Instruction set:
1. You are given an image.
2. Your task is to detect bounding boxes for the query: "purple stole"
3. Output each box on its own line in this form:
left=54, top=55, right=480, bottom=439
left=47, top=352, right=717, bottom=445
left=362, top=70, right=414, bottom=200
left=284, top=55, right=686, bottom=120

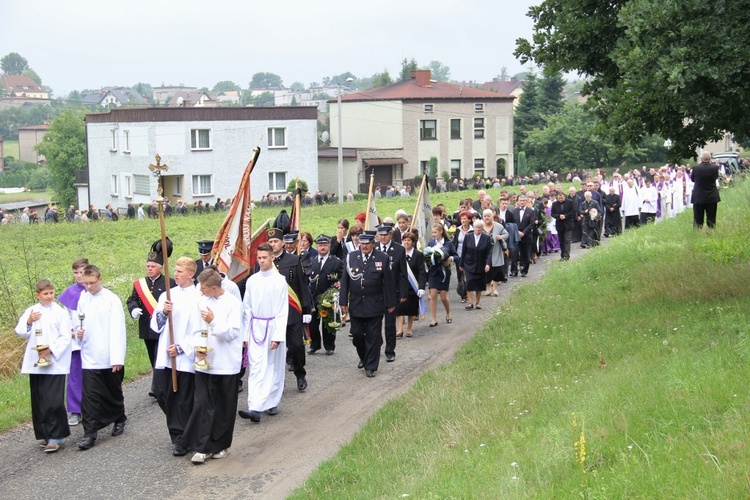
left=58, top=282, right=85, bottom=310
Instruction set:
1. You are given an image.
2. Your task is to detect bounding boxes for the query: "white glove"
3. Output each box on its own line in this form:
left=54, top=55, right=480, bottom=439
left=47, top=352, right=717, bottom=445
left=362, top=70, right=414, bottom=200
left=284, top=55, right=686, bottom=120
left=302, top=314, right=312, bottom=324
left=131, top=307, right=143, bottom=319
left=417, top=289, right=425, bottom=298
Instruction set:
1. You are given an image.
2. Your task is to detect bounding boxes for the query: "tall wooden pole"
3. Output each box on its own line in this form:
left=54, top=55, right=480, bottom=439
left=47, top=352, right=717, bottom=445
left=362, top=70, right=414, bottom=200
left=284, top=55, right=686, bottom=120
left=149, top=154, right=178, bottom=392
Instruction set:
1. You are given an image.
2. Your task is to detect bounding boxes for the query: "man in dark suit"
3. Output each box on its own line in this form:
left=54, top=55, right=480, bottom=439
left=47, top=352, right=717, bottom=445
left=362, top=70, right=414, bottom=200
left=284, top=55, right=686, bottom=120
left=551, top=191, right=576, bottom=261
left=264, top=228, right=312, bottom=391
left=691, top=151, right=721, bottom=229
left=126, top=240, right=175, bottom=397
left=515, top=195, right=538, bottom=277
left=376, top=225, right=408, bottom=362
left=308, top=234, right=344, bottom=355
left=340, top=230, right=396, bottom=378
left=193, top=240, right=214, bottom=284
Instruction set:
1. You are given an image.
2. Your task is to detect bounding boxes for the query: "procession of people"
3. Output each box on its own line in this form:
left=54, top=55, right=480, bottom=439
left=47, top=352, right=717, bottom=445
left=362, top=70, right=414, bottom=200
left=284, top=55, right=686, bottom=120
left=11, top=158, right=727, bottom=462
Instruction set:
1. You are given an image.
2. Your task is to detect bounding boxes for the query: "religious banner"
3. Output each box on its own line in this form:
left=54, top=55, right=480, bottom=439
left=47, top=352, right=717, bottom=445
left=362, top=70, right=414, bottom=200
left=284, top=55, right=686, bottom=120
left=213, top=148, right=260, bottom=283
left=411, top=175, right=432, bottom=250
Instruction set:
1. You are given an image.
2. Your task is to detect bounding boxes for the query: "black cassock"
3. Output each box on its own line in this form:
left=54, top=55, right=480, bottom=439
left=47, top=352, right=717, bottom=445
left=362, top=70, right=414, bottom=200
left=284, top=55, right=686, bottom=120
left=30, top=374, right=70, bottom=441
left=182, top=372, right=239, bottom=454
left=82, top=369, right=126, bottom=436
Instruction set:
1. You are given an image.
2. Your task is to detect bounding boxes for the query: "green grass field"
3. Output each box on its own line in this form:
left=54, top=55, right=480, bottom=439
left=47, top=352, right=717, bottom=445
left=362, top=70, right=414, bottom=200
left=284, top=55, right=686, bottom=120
left=290, top=182, right=750, bottom=498
left=2, top=140, right=19, bottom=160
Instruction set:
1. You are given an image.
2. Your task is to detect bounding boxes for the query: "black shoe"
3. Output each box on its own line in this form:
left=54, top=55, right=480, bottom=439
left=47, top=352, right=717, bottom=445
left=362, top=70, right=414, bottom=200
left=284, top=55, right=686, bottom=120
left=520, top=273, right=527, bottom=277
left=325, top=350, right=334, bottom=355
left=297, top=377, right=308, bottom=391
left=307, top=348, right=319, bottom=355
left=265, top=406, right=279, bottom=416
left=237, top=379, right=244, bottom=393
left=510, top=272, right=518, bottom=277
left=148, top=391, right=156, bottom=398
left=365, top=369, right=375, bottom=378
left=357, top=360, right=364, bottom=369
left=386, top=354, right=395, bottom=362
left=111, top=422, right=125, bottom=437
left=78, top=436, right=96, bottom=450
left=238, top=410, right=261, bottom=422
left=287, top=363, right=294, bottom=372
left=173, top=442, right=188, bottom=457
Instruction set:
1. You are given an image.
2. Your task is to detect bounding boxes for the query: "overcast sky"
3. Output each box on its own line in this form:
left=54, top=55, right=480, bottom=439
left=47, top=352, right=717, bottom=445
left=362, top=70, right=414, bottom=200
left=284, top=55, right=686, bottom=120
left=1, top=0, right=539, bottom=97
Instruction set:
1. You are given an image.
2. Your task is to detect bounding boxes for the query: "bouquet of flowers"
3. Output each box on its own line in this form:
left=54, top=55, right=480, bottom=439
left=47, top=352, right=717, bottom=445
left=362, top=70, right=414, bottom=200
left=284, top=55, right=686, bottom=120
left=423, top=244, right=445, bottom=268
left=315, top=287, right=343, bottom=335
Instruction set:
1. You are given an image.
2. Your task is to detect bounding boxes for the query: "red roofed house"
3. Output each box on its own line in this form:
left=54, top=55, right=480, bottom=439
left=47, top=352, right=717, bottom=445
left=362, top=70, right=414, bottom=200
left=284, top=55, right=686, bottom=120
left=479, top=77, right=524, bottom=109
left=0, top=74, right=48, bottom=99
left=325, top=70, right=514, bottom=193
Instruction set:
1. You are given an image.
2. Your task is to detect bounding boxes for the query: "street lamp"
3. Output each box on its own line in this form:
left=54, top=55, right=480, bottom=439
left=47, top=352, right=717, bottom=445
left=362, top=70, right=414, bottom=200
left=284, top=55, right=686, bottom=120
left=337, top=77, right=354, bottom=204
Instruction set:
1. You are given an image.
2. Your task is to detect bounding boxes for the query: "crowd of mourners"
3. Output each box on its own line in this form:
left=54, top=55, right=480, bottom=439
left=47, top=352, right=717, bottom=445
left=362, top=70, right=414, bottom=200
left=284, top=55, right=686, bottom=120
left=9, top=157, right=736, bottom=464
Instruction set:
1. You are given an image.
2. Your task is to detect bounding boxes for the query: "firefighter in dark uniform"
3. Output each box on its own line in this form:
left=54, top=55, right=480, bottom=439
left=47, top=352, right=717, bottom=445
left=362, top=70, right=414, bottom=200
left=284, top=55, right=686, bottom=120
left=376, top=224, right=408, bottom=362
left=194, top=240, right=214, bottom=282
left=308, top=234, right=344, bottom=355
left=340, top=230, right=396, bottom=378
left=262, top=228, right=311, bottom=391
left=126, top=239, right=175, bottom=397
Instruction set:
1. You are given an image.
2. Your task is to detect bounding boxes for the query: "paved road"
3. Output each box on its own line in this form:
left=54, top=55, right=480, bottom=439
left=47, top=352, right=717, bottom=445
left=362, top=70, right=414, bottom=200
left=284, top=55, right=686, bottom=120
left=0, top=244, right=591, bottom=499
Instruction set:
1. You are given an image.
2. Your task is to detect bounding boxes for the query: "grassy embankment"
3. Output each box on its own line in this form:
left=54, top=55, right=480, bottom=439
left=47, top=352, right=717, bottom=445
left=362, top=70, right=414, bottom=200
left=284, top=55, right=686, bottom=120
left=292, top=181, right=750, bottom=498
left=0, top=191, right=475, bottom=431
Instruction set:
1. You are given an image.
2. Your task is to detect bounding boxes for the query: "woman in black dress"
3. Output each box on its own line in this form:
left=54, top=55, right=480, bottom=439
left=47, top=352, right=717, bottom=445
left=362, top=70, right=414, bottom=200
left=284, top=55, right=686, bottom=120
left=426, top=224, right=458, bottom=327
left=395, top=232, right=426, bottom=337
left=460, top=219, right=492, bottom=309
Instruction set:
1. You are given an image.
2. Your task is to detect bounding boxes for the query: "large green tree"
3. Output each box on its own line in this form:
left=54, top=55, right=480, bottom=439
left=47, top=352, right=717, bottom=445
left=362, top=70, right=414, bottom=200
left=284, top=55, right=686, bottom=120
left=427, top=61, right=450, bottom=81
left=515, top=0, right=750, bottom=159
left=399, top=58, right=419, bottom=81
left=513, top=73, right=543, bottom=150
left=34, top=109, right=86, bottom=206
left=1, top=52, right=29, bottom=75
left=249, top=72, right=283, bottom=89
left=212, top=80, right=241, bottom=94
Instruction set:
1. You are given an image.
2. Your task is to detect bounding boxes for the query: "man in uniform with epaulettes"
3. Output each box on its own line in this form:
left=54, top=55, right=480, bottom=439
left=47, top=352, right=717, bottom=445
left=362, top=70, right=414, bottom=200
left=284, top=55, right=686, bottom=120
left=308, top=234, right=344, bottom=355
left=340, top=230, right=396, bottom=378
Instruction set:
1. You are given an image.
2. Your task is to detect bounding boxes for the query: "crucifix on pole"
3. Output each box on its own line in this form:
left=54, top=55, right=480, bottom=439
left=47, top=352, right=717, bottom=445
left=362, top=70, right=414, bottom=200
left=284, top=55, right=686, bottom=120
left=147, top=154, right=178, bottom=392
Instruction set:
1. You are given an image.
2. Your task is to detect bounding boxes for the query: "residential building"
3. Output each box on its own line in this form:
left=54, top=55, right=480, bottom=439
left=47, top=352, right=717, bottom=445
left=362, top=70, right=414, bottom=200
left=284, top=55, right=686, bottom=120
left=0, top=75, right=48, bottom=99
left=83, top=107, right=318, bottom=211
left=152, top=85, right=197, bottom=105
left=167, top=91, right=216, bottom=107
left=81, top=87, right=147, bottom=108
left=17, top=124, right=48, bottom=164
left=479, top=77, right=523, bottom=109
left=329, top=70, right=515, bottom=193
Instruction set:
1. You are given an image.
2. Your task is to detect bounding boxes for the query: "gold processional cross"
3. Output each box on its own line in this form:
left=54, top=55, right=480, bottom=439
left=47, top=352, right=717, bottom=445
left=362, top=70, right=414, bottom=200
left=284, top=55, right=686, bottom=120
left=148, top=154, right=169, bottom=200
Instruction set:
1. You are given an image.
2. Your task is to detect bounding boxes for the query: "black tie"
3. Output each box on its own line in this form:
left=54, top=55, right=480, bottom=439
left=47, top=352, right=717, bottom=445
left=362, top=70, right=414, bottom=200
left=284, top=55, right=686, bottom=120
left=363, top=254, right=368, bottom=265
left=407, top=254, right=411, bottom=261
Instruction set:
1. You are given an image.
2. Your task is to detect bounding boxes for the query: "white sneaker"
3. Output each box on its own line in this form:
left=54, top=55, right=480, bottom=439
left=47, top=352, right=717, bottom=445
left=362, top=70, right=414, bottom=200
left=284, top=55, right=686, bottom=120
left=68, top=413, right=81, bottom=426
left=191, top=452, right=212, bottom=463
left=212, top=448, right=229, bottom=459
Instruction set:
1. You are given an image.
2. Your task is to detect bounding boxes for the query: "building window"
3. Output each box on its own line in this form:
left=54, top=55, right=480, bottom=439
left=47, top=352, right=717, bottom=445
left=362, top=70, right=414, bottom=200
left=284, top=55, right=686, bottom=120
left=192, top=175, right=213, bottom=196
left=424, top=104, right=434, bottom=113
left=451, top=160, right=461, bottom=178
left=268, top=127, right=286, bottom=148
left=450, top=119, right=461, bottom=140
left=133, top=174, right=150, bottom=195
left=474, top=159, right=485, bottom=177
left=474, top=103, right=484, bottom=112
left=474, top=118, right=485, bottom=139
left=190, top=129, right=211, bottom=150
left=123, top=130, right=130, bottom=153
left=420, top=120, right=437, bottom=140
left=268, top=172, right=287, bottom=192
left=124, top=175, right=133, bottom=198
left=110, top=129, right=117, bottom=151
left=110, top=174, right=119, bottom=196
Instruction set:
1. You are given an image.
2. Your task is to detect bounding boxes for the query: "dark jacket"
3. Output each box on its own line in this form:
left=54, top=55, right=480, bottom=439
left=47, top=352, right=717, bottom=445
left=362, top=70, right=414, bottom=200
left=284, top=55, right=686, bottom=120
left=460, top=232, right=493, bottom=275
left=340, top=249, right=396, bottom=317
left=551, top=198, right=576, bottom=230
left=404, top=249, right=427, bottom=294
left=516, top=207, right=537, bottom=241
left=126, top=274, right=175, bottom=340
left=377, top=242, right=408, bottom=300
left=270, top=252, right=311, bottom=316
left=309, top=254, right=344, bottom=298
left=691, top=161, right=721, bottom=204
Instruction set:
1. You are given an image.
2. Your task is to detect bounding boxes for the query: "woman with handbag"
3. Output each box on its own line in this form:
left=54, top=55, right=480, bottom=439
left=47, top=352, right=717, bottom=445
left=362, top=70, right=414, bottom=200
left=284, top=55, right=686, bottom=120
left=482, top=209, right=509, bottom=297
